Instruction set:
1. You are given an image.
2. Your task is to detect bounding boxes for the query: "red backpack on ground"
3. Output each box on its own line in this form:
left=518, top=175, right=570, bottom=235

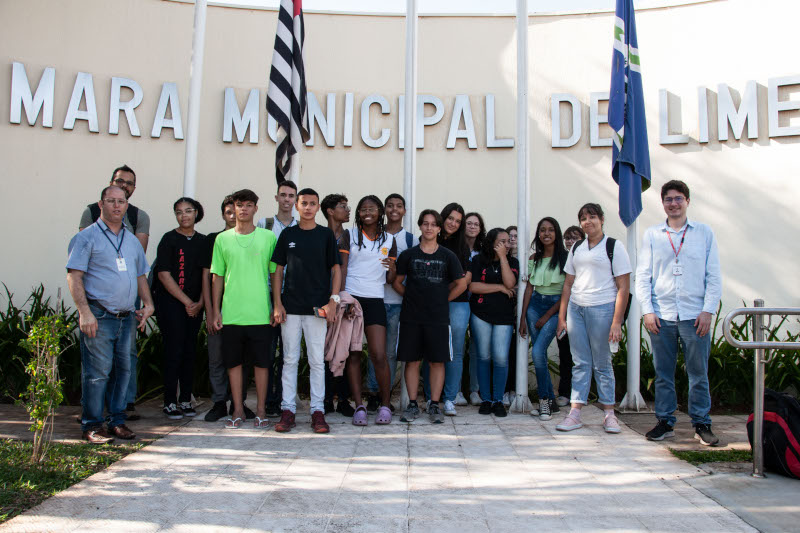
left=747, top=388, right=800, bottom=479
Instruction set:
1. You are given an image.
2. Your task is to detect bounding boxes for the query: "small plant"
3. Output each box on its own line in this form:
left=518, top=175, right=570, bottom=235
left=17, top=298, right=73, bottom=463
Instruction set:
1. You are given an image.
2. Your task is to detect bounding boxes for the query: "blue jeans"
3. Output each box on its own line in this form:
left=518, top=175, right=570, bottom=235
left=650, top=319, right=712, bottom=427
left=525, top=292, right=560, bottom=400
left=367, top=304, right=401, bottom=393
left=105, top=296, right=139, bottom=408
left=567, top=301, right=616, bottom=406
left=470, top=314, right=513, bottom=403
left=442, top=302, right=470, bottom=402
left=81, top=303, right=134, bottom=431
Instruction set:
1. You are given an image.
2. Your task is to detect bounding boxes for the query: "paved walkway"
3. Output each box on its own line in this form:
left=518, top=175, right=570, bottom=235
left=2, top=403, right=759, bottom=533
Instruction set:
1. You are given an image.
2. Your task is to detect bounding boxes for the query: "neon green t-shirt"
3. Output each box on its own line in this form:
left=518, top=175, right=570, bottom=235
left=210, top=227, right=277, bottom=325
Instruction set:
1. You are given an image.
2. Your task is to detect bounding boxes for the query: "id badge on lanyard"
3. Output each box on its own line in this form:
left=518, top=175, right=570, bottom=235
left=667, top=226, right=688, bottom=276
left=116, top=257, right=127, bottom=271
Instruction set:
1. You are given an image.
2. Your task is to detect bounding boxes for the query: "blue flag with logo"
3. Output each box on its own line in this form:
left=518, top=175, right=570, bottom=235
left=609, top=0, right=651, bottom=227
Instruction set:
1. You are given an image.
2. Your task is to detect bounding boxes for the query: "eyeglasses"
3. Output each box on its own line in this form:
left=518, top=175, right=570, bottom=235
left=103, top=198, right=127, bottom=206
left=112, top=178, right=135, bottom=188
left=465, top=221, right=481, bottom=228
left=663, top=196, right=685, bottom=204
left=359, top=207, right=379, bottom=214
left=175, top=208, right=196, bottom=216
left=336, top=204, right=351, bottom=210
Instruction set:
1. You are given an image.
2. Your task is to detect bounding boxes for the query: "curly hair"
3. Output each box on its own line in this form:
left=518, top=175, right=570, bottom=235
left=173, top=197, right=205, bottom=223
left=354, top=195, right=386, bottom=249
left=479, top=227, right=508, bottom=264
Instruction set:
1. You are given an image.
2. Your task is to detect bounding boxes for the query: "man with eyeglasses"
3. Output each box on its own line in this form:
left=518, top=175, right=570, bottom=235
left=67, top=186, right=154, bottom=443
left=79, top=164, right=151, bottom=421
left=636, top=180, right=722, bottom=446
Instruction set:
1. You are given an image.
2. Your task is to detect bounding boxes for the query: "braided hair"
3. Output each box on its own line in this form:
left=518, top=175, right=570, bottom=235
left=354, top=195, right=387, bottom=249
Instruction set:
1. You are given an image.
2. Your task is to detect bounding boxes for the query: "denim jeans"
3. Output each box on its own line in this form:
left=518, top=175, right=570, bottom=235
left=650, top=319, right=712, bottom=427
left=443, top=302, right=471, bottom=402
left=367, top=303, right=401, bottom=393
left=470, top=314, right=513, bottom=403
left=81, top=303, right=134, bottom=431
left=525, top=292, right=560, bottom=400
left=567, top=300, right=616, bottom=406
left=281, top=314, right=327, bottom=414
left=105, top=296, right=139, bottom=409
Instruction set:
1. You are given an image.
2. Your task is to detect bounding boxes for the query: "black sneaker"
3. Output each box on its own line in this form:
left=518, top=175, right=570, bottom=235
left=549, top=398, right=560, bottom=414
left=646, top=420, right=675, bottom=441
left=366, top=395, right=380, bottom=414
left=163, top=403, right=183, bottom=420
left=125, top=403, right=141, bottom=421
left=428, top=403, right=444, bottom=424
left=492, top=402, right=507, bottom=418
left=265, top=401, right=281, bottom=417
left=204, top=401, right=228, bottom=422
left=336, top=401, right=355, bottom=417
left=694, top=424, right=720, bottom=446
left=478, top=401, right=493, bottom=415
left=179, top=401, right=196, bottom=417
left=324, top=400, right=336, bottom=414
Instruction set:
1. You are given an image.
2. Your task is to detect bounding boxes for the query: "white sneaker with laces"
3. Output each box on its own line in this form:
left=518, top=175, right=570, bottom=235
left=443, top=400, right=457, bottom=416
left=454, top=392, right=468, bottom=406
left=469, top=392, right=482, bottom=405
left=556, top=396, right=570, bottom=407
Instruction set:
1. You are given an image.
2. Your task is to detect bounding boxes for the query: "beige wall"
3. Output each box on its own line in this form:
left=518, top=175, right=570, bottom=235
left=1, top=0, right=799, bottom=315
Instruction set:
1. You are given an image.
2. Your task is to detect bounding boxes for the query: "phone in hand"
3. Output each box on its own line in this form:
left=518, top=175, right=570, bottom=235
left=313, top=307, right=327, bottom=318
left=557, top=328, right=567, bottom=340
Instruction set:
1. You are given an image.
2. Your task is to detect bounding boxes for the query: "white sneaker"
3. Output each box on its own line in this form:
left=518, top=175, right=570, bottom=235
left=556, top=396, right=570, bottom=407
left=444, top=400, right=457, bottom=416
left=502, top=392, right=511, bottom=407
left=454, top=392, right=468, bottom=406
left=469, top=392, right=482, bottom=405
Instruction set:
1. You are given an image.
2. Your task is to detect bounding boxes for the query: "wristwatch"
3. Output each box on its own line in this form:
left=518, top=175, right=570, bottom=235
left=330, top=294, right=341, bottom=304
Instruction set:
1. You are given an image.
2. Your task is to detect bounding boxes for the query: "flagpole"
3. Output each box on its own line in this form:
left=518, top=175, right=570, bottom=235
left=182, top=0, right=207, bottom=199
left=399, top=0, right=418, bottom=410
left=620, top=219, right=647, bottom=411
left=511, top=0, right=532, bottom=414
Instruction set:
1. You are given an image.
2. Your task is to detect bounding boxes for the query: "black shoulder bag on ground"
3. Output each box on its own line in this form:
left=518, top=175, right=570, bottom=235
left=747, top=388, right=800, bottom=479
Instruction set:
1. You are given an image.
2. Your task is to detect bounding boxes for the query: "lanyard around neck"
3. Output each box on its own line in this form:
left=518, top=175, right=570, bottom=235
left=666, top=226, right=688, bottom=262
left=99, top=221, right=125, bottom=257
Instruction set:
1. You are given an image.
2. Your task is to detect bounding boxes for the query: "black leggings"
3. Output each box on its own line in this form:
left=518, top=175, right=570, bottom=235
left=157, top=296, right=203, bottom=405
left=556, top=333, right=573, bottom=398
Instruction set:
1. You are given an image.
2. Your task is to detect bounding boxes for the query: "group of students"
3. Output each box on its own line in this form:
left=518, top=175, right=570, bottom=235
left=148, top=177, right=635, bottom=433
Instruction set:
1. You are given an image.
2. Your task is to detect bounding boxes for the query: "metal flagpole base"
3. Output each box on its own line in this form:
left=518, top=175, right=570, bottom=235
left=510, top=393, right=533, bottom=413
left=618, top=391, right=652, bottom=413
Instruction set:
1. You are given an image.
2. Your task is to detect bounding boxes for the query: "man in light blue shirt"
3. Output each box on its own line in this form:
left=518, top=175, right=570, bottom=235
left=67, top=186, right=154, bottom=444
left=636, top=180, right=722, bottom=446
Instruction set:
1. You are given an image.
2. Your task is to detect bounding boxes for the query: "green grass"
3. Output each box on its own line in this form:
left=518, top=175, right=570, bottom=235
left=670, top=448, right=753, bottom=465
left=0, top=439, right=144, bottom=524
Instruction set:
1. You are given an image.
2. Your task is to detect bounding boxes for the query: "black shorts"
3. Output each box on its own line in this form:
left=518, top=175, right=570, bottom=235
left=354, top=296, right=387, bottom=327
left=396, top=322, right=452, bottom=363
left=222, top=324, right=274, bottom=369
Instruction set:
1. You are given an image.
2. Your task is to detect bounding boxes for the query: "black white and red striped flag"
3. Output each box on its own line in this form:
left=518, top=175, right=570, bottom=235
left=267, top=0, right=310, bottom=184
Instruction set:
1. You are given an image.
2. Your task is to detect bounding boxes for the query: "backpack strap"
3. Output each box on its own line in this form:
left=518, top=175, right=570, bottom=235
left=405, top=231, right=413, bottom=249
left=605, top=237, right=616, bottom=276
left=571, top=239, right=585, bottom=254
left=266, top=217, right=274, bottom=230
left=88, top=202, right=100, bottom=223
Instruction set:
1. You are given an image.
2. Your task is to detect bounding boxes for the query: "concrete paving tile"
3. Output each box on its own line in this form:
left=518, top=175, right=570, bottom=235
left=240, top=515, right=329, bottom=533
left=487, top=516, right=569, bottom=532
left=408, top=518, right=490, bottom=533
left=324, top=516, right=408, bottom=533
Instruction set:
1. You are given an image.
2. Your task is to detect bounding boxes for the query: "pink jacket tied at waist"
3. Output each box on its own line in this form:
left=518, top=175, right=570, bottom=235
left=324, top=292, right=364, bottom=376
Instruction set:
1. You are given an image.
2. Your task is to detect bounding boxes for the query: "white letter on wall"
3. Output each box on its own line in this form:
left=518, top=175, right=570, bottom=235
left=109, top=77, right=143, bottom=136
left=768, top=75, right=800, bottom=138
left=10, top=62, right=54, bottom=128
left=343, top=92, right=354, bottom=147
left=697, top=87, right=709, bottom=144
left=151, top=82, right=184, bottom=139
left=589, top=92, right=611, bottom=147
left=398, top=95, right=444, bottom=149
left=306, top=92, right=335, bottom=147
left=659, top=89, right=689, bottom=144
left=486, top=94, right=514, bottom=148
left=717, top=81, right=758, bottom=141
left=223, top=88, right=259, bottom=143
left=361, top=94, right=390, bottom=148
left=446, top=95, right=477, bottom=149
left=551, top=93, right=581, bottom=148
left=64, top=72, right=99, bottom=132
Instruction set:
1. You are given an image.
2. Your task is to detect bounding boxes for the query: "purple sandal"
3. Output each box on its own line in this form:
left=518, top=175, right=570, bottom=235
left=375, top=406, right=392, bottom=425
left=352, top=405, right=368, bottom=426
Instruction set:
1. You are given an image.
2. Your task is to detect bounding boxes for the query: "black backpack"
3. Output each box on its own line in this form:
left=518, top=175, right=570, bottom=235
left=747, top=388, right=800, bottom=479
left=88, top=202, right=139, bottom=234
left=572, top=237, right=632, bottom=320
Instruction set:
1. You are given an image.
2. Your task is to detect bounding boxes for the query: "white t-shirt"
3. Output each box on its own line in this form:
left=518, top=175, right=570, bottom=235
left=384, top=228, right=419, bottom=304
left=564, top=236, right=632, bottom=306
left=341, top=228, right=398, bottom=299
left=256, top=216, right=297, bottom=240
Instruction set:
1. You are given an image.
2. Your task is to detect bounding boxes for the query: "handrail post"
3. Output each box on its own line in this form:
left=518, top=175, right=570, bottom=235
left=752, top=299, right=766, bottom=478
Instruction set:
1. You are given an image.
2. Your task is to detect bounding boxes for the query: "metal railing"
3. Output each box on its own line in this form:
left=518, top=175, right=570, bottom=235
left=722, top=299, right=800, bottom=478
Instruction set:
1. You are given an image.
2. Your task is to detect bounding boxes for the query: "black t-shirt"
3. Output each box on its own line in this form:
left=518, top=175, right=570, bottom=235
left=155, top=230, right=207, bottom=302
left=272, top=224, right=340, bottom=315
left=396, top=244, right=464, bottom=325
left=441, top=237, right=471, bottom=303
left=469, top=255, right=520, bottom=325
